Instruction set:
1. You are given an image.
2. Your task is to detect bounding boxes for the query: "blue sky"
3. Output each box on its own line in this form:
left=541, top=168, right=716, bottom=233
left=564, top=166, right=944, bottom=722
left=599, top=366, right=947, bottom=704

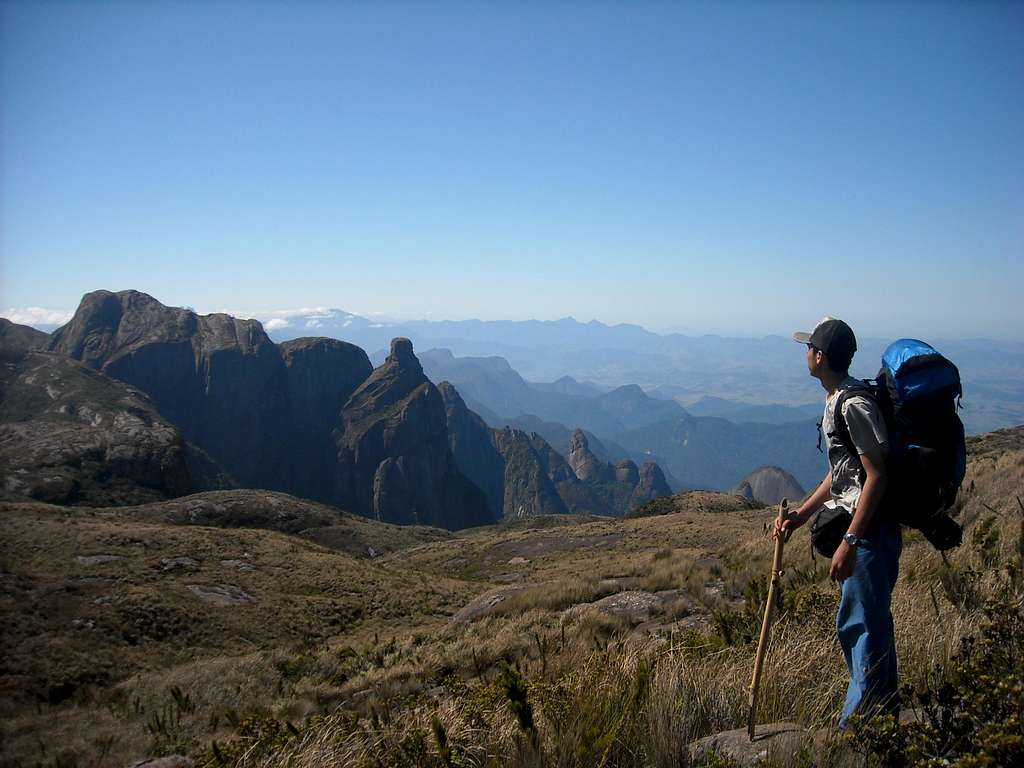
left=2, top=1, right=1022, bottom=339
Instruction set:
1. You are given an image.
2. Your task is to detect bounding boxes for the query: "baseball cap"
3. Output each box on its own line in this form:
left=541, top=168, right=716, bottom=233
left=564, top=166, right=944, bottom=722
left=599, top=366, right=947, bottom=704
left=793, top=317, right=857, bottom=370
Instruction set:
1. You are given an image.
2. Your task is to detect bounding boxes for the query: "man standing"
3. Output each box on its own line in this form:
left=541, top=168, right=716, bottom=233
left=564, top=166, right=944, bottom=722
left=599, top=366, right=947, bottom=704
left=775, top=317, right=901, bottom=728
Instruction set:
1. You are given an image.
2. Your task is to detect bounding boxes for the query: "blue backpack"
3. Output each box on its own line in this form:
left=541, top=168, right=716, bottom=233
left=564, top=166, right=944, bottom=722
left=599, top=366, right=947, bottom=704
left=833, top=339, right=966, bottom=550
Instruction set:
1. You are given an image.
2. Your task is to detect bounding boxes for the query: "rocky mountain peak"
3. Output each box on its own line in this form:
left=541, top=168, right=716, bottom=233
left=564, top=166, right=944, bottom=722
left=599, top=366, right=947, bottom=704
left=337, top=346, right=490, bottom=528
left=615, top=459, right=640, bottom=485
left=568, top=429, right=612, bottom=483
left=569, top=429, right=588, bottom=451
left=388, top=337, right=420, bottom=369
left=636, top=462, right=672, bottom=501
left=344, top=338, right=429, bottom=429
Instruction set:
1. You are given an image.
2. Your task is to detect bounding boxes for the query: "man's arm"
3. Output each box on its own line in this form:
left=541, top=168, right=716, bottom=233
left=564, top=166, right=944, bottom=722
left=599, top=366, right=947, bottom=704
left=774, top=471, right=832, bottom=540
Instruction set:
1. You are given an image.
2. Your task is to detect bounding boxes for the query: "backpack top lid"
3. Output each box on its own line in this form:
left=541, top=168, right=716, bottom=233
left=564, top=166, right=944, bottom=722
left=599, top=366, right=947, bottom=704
left=882, top=338, right=940, bottom=375
left=881, top=338, right=961, bottom=401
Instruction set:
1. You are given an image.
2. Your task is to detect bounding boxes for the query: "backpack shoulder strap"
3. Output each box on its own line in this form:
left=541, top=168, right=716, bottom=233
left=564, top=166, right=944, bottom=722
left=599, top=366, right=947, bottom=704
left=832, top=381, right=877, bottom=457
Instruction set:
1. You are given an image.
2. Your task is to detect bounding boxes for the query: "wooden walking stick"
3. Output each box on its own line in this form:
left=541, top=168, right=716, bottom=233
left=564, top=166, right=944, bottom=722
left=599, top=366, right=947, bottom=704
left=748, top=498, right=791, bottom=741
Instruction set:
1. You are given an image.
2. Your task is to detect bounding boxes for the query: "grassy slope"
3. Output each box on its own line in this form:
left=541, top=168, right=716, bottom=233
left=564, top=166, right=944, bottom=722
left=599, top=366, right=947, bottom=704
left=2, top=428, right=1022, bottom=766
left=0, top=495, right=465, bottom=766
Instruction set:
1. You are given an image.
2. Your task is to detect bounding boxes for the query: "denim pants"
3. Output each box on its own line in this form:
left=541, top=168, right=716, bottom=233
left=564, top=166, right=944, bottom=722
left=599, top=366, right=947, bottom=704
left=836, top=520, right=902, bottom=729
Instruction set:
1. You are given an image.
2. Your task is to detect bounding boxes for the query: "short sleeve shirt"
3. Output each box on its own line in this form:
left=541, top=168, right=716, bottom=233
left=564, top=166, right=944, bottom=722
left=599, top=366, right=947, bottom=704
left=822, top=376, right=888, bottom=513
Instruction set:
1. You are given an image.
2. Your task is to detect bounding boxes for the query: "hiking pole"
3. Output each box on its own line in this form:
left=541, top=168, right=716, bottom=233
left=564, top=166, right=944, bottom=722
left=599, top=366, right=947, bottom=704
left=748, top=498, right=790, bottom=741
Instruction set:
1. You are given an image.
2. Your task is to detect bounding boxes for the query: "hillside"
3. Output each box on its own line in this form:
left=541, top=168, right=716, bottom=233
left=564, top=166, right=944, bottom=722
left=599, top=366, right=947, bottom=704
left=4, top=425, right=1021, bottom=766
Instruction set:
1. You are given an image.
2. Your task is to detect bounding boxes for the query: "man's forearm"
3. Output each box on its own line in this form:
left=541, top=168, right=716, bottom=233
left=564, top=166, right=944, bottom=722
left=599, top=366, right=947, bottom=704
left=800, top=473, right=833, bottom=516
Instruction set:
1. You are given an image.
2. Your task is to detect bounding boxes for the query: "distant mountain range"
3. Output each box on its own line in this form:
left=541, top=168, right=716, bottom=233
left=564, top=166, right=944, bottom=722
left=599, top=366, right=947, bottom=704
left=0, top=292, right=677, bottom=527
left=261, top=308, right=1024, bottom=435
left=415, top=347, right=826, bottom=491
left=4, top=294, right=1020, bottom=525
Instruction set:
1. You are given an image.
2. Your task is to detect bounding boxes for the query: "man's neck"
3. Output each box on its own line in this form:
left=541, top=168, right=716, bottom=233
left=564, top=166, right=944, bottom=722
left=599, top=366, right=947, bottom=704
left=819, top=370, right=847, bottom=398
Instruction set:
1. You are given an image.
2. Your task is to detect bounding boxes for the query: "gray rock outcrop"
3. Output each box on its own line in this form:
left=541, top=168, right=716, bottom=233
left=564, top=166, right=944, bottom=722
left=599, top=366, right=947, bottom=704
left=0, top=350, right=192, bottom=505
left=568, top=430, right=613, bottom=482
left=730, top=466, right=805, bottom=506
left=633, top=462, right=672, bottom=507
left=49, top=290, right=291, bottom=491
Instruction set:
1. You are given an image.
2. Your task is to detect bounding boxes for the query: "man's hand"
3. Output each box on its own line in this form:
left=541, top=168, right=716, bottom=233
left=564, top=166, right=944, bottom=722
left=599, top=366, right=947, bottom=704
left=830, top=540, right=857, bottom=581
left=772, top=505, right=808, bottom=541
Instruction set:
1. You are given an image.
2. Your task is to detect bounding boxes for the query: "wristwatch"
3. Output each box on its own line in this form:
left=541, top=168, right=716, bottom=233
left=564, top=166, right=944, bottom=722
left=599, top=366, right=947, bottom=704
left=843, top=532, right=864, bottom=548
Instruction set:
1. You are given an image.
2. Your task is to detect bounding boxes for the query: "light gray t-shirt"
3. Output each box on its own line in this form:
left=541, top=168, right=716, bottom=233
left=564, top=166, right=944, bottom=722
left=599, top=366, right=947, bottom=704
left=822, top=376, right=889, bottom=514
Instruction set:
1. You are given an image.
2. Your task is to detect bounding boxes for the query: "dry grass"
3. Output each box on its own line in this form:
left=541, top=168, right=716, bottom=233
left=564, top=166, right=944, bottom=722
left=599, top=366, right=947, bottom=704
left=3, top=428, right=1022, bottom=767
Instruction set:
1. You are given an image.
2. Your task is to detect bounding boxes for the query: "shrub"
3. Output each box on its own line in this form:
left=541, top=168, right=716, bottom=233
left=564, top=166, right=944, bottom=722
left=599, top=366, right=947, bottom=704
left=855, top=587, right=1024, bottom=767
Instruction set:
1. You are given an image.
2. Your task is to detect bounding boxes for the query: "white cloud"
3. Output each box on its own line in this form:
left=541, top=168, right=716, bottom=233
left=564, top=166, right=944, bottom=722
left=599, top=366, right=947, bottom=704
left=305, top=319, right=323, bottom=329
left=264, top=318, right=290, bottom=330
left=1, top=307, right=73, bottom=326
left=216, top=306, right=336, bottom=322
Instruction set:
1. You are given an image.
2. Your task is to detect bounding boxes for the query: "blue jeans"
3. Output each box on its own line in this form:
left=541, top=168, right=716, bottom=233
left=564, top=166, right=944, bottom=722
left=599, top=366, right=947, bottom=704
left=836, top=520, right=902, bottom=729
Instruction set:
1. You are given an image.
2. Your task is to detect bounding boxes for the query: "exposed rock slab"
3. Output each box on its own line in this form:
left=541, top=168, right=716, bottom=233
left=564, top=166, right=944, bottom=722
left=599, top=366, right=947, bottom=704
left=565, top=590, right=664, bottom=624
left=451, top=584, right=531, bottom=624
left=689, top=722, right=810, bottom=766
left=0, top=351, right=192, bottom=505
left=187, top=584, right=255, bottom=606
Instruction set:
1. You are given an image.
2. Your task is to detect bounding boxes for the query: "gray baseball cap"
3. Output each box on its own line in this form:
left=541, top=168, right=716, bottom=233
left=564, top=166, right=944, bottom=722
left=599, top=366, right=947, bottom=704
left=794, top=317, right=857, bottom=369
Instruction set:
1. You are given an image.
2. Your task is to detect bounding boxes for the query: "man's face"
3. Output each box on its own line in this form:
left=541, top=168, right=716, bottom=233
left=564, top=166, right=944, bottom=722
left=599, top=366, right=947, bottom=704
left=806, top=343, right=825, bottom=379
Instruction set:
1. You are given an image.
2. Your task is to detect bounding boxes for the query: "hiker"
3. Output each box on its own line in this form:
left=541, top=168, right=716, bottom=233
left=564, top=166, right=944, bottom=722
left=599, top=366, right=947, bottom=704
left=774, top=317, right=901, bottom=729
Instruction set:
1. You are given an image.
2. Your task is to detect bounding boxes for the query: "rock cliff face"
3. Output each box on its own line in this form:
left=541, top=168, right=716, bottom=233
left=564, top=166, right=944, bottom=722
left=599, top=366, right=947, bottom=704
left=336, top=339, right=492, bottom=528
left=46, top=291, right=487, bottom=529
left=438, top=382, right=507, bottom=518
left=0, top=350, right=192, bottom=505
left=634, top=462, right=672, bottom=507
left=440, top=381, right=597, bottom=519
left=49, top=290, right=291, bottom=490
left=730, top=465, right=805, bottom=506
left=440, top=384, right=671, bottom=518
left=566, top=430, right=671, bottom=515
left=490, top=428, right=570, bottom=518
left=568, top=430, right=613, bottom=483
left=279, top=337, right=372, bottom=500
